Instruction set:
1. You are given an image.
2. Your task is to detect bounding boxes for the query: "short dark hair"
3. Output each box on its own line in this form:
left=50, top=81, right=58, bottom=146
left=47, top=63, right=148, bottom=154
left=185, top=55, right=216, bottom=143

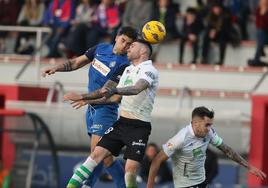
left=117, top=26, right=138, bottom=40
left=192, top=106, right=214, bottom=119
left=186, top=7, right=197, bottom=15
left=135, top=39, right=153, bottom=57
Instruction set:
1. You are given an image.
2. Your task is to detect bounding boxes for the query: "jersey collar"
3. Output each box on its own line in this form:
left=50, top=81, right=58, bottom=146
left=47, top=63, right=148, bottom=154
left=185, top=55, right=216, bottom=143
left=135, top=60, right=153, bottom=67
left=188, top=123, right=195, bottom=137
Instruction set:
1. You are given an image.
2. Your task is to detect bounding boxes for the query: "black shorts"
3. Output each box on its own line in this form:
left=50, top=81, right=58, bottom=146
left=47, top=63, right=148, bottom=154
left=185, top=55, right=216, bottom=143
left=97, top=116, right=151, bottom=162
left=184, top=181, right=208, bottom=188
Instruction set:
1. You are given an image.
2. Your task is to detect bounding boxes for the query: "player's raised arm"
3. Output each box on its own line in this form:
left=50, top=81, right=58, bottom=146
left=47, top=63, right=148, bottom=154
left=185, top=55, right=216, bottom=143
left=217, top=142, right=267, bottom=180
left=147, top=150, right=169, bottom=188
left=41, top=55, right=90, bottom=77
left=41, top=45, right=98, bottom=77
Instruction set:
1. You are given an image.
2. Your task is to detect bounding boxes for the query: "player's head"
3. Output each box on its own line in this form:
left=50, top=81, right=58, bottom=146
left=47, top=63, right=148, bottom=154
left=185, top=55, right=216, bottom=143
left=191, top=106, right=214, bottom=138
left=113, top=26, right=138, bottom=54
left=127, top=39, right=152, bottom=62
left=145, top=143, right=159, bottom=160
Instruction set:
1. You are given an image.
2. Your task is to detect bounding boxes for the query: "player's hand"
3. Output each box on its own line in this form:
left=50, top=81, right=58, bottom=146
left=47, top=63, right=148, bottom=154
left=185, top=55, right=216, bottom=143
left=63, top=92, right=82, bottom=101
left=41, top=67, right=57, bottom=77
left=101, top=87, right=117, bottom=99
left=71, top=100, right=88, bottom=109
left=249, top=165, right=267, bottom=180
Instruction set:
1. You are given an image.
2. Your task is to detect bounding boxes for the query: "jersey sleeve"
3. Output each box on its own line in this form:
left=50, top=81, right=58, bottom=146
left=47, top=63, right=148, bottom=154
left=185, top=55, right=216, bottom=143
left=84, top=45, right=97, bottom=61
left=162, top=129, right=186, bottom=157
left=209, top=128, right=223, bottom=147
left=110, top=64, right=129, bottom=83
left=139, top=67, right=158, bottom=85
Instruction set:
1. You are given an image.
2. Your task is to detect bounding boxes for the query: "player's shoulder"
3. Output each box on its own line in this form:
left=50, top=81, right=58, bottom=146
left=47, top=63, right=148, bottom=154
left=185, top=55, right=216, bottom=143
left=96, top=43, right=112, bottom=52
left=115, top=54, right=130, bottom=65
left=142, top=60, right=158, bottom=74
left=173, top=125, right=188, bottom=140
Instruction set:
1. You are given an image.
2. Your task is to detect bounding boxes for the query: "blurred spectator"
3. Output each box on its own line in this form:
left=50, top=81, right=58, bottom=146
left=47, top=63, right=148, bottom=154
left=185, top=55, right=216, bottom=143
left=152, top=0, right=180, bottom=40
left=63, top=0, right=99, bottom=56
left=138, top=143, right=173, bottom=184
left=225, top=0, right=250, bottom=40
left=179, top=7, right=203, bottom=64
left=90, top=0, right=121, bottom=45
left=201, top=2, right=233, bottom=65
left=43, top=0, right=75, bottom=57
left=204, top=148, right=219, bottom=185
left=14, top=0, right=45, bottom=54
left=249, top=0, right=268, bottom=66
left=0, top=0, right=20, bottom=52
left=64, top=0, right=121, bottom=57
left=122, top=0, right=153, bottom=29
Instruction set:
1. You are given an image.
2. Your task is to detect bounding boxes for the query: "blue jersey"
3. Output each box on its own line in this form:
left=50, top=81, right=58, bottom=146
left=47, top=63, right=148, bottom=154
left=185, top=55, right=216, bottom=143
left=85, top=43, right=129, bottom=107
left=84, top=43, right=130, bottom=136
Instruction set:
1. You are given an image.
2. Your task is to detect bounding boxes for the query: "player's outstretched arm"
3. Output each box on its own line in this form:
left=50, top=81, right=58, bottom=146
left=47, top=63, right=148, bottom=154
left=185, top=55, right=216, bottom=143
left=41, top=55, right=89, bottom=77
left=63, top=80, right=119, bottom=102
left=81, top=80, right=119, bottom=100
left=64, top=94, right=122, bottom=109
left=104, top=79, right=150, bottom=98
left=147, top=150, right=169, bottom=188
left=217, top=142, right=266, bottom=180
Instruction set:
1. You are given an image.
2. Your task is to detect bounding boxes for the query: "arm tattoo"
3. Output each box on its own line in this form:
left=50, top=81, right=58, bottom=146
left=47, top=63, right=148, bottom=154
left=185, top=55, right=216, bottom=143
left=103, top=80, right=118, bottom=89
left=82, top=80, right=118, bottom=100
left=116, top=79, right=150, bottom=95
left=62, top=60, right=72, bottom=71
left=217, top=142, right=249, bottom=169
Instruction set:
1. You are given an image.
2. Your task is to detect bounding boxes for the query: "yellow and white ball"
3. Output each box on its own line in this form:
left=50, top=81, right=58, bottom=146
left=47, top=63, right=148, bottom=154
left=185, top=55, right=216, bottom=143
left=142, top=21, right=166, bottom=44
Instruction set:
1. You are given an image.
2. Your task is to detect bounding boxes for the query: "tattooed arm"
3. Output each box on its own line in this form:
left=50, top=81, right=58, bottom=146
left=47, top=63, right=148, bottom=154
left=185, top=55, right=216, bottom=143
left=81, top=80, right=118, bottom=100
left=64, top=79, right=149, bottom=108
left=70, top=95, right=122, bottom=109
left=41, top=55, right=90, bottom=77
left=103, top=79, right=150, bottom=98
left=217, top=142, right=266, bottom=180
left=63, top=80, right=120, bottom=109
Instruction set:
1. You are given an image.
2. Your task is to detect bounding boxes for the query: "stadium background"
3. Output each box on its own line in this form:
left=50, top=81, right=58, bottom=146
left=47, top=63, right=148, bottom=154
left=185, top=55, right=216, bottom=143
left=0, top=0, right=268, bottom=187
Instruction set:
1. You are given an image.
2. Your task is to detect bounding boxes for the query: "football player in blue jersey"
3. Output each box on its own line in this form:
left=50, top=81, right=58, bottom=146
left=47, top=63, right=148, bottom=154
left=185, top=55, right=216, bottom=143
left=41, top=26, right=138, bottom=188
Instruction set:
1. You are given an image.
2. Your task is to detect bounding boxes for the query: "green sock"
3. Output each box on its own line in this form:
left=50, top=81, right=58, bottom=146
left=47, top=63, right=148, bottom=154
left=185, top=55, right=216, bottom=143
left=67, top=157, right=97, bottom=188
left=125, top=172, right=137, bottom=188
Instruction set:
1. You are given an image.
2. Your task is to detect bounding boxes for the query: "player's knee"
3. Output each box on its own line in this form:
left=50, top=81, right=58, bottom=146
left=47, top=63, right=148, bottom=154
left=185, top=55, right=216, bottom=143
left=103, top=155, right=114, bottom=167
left=90, top=146, right=111, bottom=164
left=125, top=172, right=137, bottom=187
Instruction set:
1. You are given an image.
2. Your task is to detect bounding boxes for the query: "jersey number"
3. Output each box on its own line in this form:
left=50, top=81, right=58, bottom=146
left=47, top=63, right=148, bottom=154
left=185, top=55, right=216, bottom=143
left=105, top=127, right=114, bottom=135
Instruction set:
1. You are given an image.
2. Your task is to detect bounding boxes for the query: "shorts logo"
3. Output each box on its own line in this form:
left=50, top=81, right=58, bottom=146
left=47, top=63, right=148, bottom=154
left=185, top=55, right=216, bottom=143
left=104, top=127, right=114, bottom=134
left=91, top=124, right=103, bottom=133
left=92, top=59, right=111, bottom=76
left=92, top=124, right=103, bottom=130
left=132, top=139, right=146, bottom=147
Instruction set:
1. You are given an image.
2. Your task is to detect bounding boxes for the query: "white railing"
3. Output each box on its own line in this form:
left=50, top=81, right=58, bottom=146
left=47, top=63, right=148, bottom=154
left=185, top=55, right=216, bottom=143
left=0, top=25, right=51, bottom=80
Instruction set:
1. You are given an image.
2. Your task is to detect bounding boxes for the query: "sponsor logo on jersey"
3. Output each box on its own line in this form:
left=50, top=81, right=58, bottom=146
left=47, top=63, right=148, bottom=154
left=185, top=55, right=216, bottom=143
left=193, top=147, right=203, bottom=158
left=124, top=76, right=133, bottom=86
left=92, top=59, right=111, bottom=76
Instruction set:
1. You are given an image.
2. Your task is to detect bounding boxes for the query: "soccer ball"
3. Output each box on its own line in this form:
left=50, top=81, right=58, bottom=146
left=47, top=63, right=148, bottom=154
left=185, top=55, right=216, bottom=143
left=142, top=21, right=166, bottom=44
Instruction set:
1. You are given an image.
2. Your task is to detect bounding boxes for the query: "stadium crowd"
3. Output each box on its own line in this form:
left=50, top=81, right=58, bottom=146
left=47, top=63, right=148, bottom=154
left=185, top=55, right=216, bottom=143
left=0, top=0, right=267, bottom=66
